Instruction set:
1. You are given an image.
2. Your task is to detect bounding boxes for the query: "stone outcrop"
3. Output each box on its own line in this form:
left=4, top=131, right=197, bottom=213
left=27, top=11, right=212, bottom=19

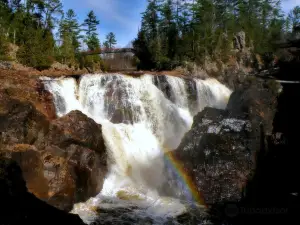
left=0, top=157, right=85, bottom=225
left=173, top=78, right=278, bottom=206
left=233, top=31, right=246, bottom=51
left=0, top=94, right=107, bottom=211
left=173, top=107, right=253, bottom=205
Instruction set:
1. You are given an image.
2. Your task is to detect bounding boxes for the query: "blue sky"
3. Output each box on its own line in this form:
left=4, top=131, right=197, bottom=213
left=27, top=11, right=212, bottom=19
left=61, top=0, right=299, bottom=48
left=62, top=0, right=147, bottom=47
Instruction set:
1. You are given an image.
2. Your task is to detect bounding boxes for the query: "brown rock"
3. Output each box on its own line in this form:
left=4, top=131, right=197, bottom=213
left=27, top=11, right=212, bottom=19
left=0, top=100, right=107, bottom=212
left=47, top=110, right=105, bottom=152
left=67, top=144, right=107, bottom=204
left=1, top=144, right=49, bottom=199
left=41, top=144, right=107, bottom=211
left=0, top=157, right=85, bottom=225
left=0, top=92, right=49, bottom=146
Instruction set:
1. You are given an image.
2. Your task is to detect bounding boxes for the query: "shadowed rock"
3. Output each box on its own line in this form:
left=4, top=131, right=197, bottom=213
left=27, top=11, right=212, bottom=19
left=0, top=157, right=85, bottom=225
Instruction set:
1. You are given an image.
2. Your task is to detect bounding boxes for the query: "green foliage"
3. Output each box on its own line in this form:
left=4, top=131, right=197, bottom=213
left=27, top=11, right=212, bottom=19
left=134, top=0, right=286, bottom=70
left=17, top=29, right=54, bottom=70
left=83, top=10, right=99, bottom=36
left=85, top=35, right=100, bottom=51
left=104, top=32, right=117, bottom=49
left=0, top=0, right=105, bottom=70
left=57, top=9, right=82, bottom=66
left=83, top=10, right=100, bottom=51
left=0, top=33, right=9, bottom=60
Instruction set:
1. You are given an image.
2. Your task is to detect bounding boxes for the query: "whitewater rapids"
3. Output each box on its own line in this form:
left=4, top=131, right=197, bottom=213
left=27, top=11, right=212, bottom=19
left=42, top=74, right=231, bottom=224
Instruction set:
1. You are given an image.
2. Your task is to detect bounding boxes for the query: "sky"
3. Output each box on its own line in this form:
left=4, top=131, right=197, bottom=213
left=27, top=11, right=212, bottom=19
left=61, top=0, right=299, bottom=48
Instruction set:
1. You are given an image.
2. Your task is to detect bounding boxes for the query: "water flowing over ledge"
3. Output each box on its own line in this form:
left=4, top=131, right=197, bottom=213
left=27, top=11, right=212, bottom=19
left=42, top=73, right=232, bottom=224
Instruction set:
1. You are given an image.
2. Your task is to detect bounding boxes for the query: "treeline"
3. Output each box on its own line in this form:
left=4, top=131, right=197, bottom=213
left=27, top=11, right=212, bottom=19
left=133, top=0, right=300, bottom=70
left=0, top=0, right=117, bottom=70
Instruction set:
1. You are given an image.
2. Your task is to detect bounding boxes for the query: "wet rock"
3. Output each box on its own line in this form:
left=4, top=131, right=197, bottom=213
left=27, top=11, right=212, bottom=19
left=173, top=107, right=253, bottom=205
left=43, top=144, right=107, bottom=211
left=153, top=75, right=173, bottom=100
left=103, top=79, right=141, bottom=124
left=35, top=80, right=57, bottom=120
left=0, top=92, right=50, bottom=146
left=0, top=157, right=85, bottom=225
left=41, top=110, right=107, bottom=210
left=46, top=110, right=105, bottom=152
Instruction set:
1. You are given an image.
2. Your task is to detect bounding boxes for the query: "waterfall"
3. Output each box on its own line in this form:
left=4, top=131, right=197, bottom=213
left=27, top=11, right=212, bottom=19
left=43, top=73, right=231, bottom=223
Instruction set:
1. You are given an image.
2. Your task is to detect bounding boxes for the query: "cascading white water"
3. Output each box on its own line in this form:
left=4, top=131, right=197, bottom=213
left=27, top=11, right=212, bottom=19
left=43, top=74, right=232, bottom=224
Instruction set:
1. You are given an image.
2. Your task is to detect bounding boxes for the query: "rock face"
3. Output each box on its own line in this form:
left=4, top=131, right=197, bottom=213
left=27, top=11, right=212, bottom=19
left=0, top=91, right=49, bottom=146
left=173, top=108, right=253, bottom=205
left=174, top=78, right=278, bottom=206
left=0, top=94, right=107, bottom=211
left=233, top=31, right=246, bottom=50
left=0, top=157, right=85, bottom=225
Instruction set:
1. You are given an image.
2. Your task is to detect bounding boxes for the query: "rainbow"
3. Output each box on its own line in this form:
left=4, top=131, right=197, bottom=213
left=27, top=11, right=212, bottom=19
left=164, top=150, right=207, bottom=208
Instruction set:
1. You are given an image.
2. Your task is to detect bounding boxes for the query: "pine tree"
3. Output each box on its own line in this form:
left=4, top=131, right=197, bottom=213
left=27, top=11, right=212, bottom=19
left=37, top=0, right=63, bottom=30
left=133, top=29, right=154, bottom=69
left=58, top=8, right=82, bottom=64
left=105, top=32, right=117, bottom=49
left=64, top=9, right=82, bottom=52
left=158, top=0, right=178, bottom=60
left=83, top=10, right=100, bottom=51
left=140, top=0, right=163, bottom=67
left=17, top=27, right=55, bottom=69
left=288, top=6, right=300, bottom=33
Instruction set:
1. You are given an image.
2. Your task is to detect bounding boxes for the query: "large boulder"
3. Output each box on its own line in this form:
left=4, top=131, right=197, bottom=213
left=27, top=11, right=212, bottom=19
left=0, top=97, right=107, bottom=212
left=172, top=78, right=279, bottom=206
left=41, top=110, right=106, bottom=210
left=0, top=157, right=85, bottom=225
left=43, top=144, right=107, bottom=211
left=36, top=110, right=107, bottom=210
left=45, top=110, right=105, bottom=152
left=173, top=108, right=253, bottom=205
